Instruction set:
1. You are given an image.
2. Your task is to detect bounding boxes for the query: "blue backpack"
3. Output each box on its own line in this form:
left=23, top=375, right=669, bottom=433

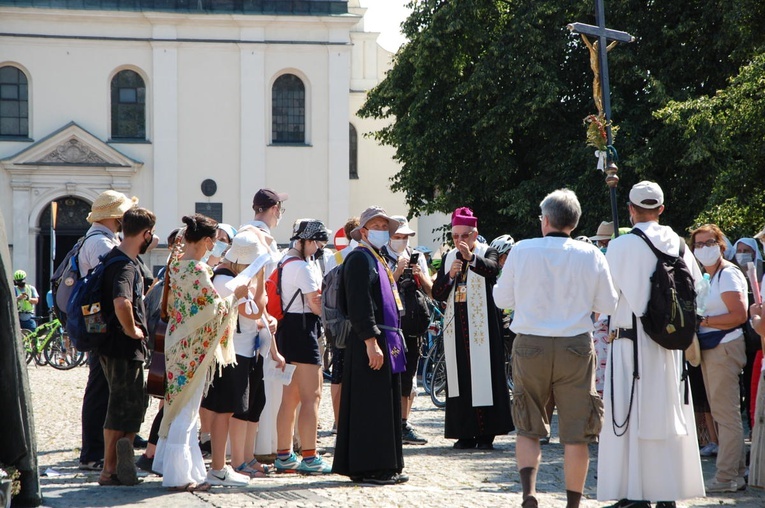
left=66, top=253, right=131, bottom=352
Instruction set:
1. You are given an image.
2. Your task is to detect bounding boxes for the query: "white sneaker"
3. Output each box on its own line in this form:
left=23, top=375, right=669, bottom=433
left=206, top=465, right=250, bottom=486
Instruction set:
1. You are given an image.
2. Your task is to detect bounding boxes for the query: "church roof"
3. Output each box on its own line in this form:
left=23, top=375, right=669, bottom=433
left=0, top=0, right=347, bottom=15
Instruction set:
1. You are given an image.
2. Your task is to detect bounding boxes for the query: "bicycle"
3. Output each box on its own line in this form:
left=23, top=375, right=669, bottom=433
left=21, top=314, right=85, bottom=370
left=420, top=303, right=444, bottom=397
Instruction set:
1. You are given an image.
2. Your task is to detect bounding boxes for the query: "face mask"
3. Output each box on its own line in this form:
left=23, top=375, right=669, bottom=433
left=367, top=230, right=390, bottom=250
left=211, top=240, right=228, bottom=259
left=314, top=246, right=325, bottom=259
left=201, top=239, right=214, bottom=264
left=600, top=246, right=607, bottom=255
left=735, top=253, right=754, bottom=266
left=389, top=239, right=408, bottom=254
left=694, top=245, right=721, bottom=267
left=139, top=234, right=152, bottom=255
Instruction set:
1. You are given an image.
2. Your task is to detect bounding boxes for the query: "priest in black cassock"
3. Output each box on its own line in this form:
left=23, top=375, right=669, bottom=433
left=432, top=207, right=513, bottom=449
left=332, top=206, right=408, bottom=485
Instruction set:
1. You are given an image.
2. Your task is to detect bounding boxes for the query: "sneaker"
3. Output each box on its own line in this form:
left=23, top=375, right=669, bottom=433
left=704, top=478, right=737, bottom=493
left=274, top=452, right=301, bottom=473
left=402, top=425, right=428, bottom=445
left=79, top=460, right=104, bottom=471
left=115, top=437, right=139, bottom=486
left=296, top=455, right=332, bottom=474
left=206, top=465, right=250, bottom=487
left=135, top=454, right=161, bottom=476
left=700, top=442, right=719, bottom=457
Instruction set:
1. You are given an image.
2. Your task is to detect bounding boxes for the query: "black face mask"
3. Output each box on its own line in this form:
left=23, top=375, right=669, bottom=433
left=314, top=247, right=325, bottom=259
left=14, top=280, right=25, bottom=287
left=139, top=234, right=152, bottom=255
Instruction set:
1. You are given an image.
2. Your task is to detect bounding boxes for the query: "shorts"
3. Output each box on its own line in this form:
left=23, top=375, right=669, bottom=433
left=276, top=312, right=321, bottom=365
left=401, top=335, right=422, bottom=395
left=511, top=333, right=603, bottom=444
left=233, top=355, right=266, bottom=423
left=330, top=346, right=345, bottom=385
left=100, top=355, right=148, bottom=433
left=201, top=355, right=251, bottom=414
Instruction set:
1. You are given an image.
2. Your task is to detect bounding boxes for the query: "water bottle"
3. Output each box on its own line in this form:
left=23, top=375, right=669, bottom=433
left=696, top=273, right=711, bottom=315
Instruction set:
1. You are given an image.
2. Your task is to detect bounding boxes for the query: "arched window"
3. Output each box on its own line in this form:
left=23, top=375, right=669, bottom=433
left=272, top=74, right=305, bottom=144
left=0, top=66, right=29, bottom=138
left=349, top=123, right=358, bottom=179
left=111, top=70, right=146, bottom=140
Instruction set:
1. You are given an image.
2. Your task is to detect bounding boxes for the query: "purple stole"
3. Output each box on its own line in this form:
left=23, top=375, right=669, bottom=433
left=373, top=257, right=407, bottom=374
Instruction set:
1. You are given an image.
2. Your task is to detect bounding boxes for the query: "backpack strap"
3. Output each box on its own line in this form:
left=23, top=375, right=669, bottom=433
left=278, top=257, right=304, bottom=315
left=631, top=227, right=683, bottom=261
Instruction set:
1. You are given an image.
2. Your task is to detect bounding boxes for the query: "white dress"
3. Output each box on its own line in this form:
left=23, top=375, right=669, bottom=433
left=597, top=221, right=706, bottom=502
left=153, top=381, right=207, bottom=487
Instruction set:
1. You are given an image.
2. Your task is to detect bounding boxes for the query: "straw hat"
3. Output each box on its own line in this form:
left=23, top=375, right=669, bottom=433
left=589, top=221, right=614, bottom=241
left=87, top=190, right=138, bottom=223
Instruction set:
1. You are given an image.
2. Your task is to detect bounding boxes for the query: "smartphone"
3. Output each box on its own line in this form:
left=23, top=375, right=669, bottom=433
left=409, top=252, right=420, bottom=266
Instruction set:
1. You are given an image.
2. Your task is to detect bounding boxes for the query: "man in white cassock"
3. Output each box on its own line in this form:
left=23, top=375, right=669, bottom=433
left=597, top=181, right=705, bottom=508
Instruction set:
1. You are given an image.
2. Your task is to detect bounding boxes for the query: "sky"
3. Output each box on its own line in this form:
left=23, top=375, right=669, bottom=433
left=358, top=0, right=412, bottom=52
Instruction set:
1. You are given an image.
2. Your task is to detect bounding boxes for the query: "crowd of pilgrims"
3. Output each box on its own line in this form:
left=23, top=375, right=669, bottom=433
left=42, top=185, right=765, bottom=503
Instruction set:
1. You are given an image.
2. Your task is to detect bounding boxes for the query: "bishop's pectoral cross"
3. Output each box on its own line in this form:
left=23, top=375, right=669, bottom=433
left=568, top=0, right=634, bottom=236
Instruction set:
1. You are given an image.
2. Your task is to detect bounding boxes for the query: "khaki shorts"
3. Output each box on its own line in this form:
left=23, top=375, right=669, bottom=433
left=511, top=333, right=603, bottom=444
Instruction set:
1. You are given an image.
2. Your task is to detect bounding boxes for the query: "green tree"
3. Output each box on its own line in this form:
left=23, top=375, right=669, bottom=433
left=359, top=0, right=765, bottom=241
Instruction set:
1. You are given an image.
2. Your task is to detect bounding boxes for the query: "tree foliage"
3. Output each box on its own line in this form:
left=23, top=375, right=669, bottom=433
left=358, top=0, right=765, bottom=241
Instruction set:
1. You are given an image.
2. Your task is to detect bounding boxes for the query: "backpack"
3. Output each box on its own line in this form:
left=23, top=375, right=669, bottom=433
left=321, top=252, right=353, bottom=349
left=66, top=253, right=131, bottom=352
left=50, top=230, right=109, bottom=324
left=397, top=262, right=431, bottom=337
left=265, top=257, right=302, bottom=321
left=631, top=228, right=697, bottom=350
left=321, top=248, right=376, bottom=349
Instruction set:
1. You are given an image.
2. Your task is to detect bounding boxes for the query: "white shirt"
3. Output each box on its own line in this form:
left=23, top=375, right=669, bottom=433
left=78, top=223, right=120, bottom=277
left=493, top=235, right=617, bottom=337
left=699, top=264, right=747, bottom=344
left=280, top=256, right=321, bottom=314
left=325, top=239, right=359, bottom=272
left=246, top=220, right=281, bottom=277
left=212, top=273, right=259, bottom=357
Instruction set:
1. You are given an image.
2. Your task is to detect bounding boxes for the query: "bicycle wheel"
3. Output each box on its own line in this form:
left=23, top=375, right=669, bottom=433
left=44, top=331, right=84, bottom=370
left=430, top=354, right=447, bottom=408
left=21, top=329, right=36, bottom=364
left=420, top=343, right=438, bottom=396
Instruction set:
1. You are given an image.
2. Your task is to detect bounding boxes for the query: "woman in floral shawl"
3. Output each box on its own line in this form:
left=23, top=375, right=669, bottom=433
left=153, top=214, right=248, bottom=491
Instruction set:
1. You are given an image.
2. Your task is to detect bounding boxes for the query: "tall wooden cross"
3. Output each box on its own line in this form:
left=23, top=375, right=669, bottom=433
left=568, top=0, right=634, bottom=236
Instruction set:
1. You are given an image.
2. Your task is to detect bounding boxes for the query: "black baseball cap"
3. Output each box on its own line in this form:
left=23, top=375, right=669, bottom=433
left=252, top=188, right=289, bottom=210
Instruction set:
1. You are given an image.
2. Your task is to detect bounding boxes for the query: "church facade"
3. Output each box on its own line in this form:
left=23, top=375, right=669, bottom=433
left=0, top=0, right=444, bottom=293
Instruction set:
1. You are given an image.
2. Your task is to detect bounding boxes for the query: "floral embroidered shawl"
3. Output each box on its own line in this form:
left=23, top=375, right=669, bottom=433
left=159, top=259, right=237, bottom=438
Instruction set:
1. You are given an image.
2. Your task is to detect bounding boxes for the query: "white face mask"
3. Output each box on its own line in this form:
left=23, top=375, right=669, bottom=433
left=694, top=245, right=721, bottom=267
left=367, top=230, right=390, bottom=250
left=211, top=240, right=228, bottom=259
left=735, top=252, right=754, bottom=266
left=389, top=239, right=408, bottom=254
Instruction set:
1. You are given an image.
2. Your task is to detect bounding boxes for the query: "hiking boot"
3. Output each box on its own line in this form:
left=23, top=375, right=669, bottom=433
left=296, top=455, right=332, bottom=474
left=699, top=442, right=719, bottom=457
left=402, top=425, right=428, bottom=445
left=115, top=437, right=139, bottom=486
left=274, top=452, right=301, bottom=473
left=705, top=478, right=737, bottom=493
left=206, top=465, right=250, bottom=487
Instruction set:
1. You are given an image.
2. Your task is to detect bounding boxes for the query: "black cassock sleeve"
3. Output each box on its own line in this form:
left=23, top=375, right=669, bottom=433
left=344, top=249, right=381, bottom=342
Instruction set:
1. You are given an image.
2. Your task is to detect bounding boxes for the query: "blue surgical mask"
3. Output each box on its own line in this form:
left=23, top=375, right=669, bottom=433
left=600, top=246, right=607, bottom=255
left=211, top=240, right=228, bottom=258
left=201, top=249, right=213, bottom=264
left=367, top=230, right=390, bottom=250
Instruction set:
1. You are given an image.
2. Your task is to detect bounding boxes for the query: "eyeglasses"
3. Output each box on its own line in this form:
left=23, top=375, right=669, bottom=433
left=278, top=206, right=286, bottom=215
left=693, top=239, right=719, bottom=249
left=451, top=233, right=473, bottom=241
left=538, top=215, right=544, bottom=222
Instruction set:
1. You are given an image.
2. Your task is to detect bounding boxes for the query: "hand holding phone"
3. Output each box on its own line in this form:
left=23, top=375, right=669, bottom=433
left=409, top=252, right=420, bottom=266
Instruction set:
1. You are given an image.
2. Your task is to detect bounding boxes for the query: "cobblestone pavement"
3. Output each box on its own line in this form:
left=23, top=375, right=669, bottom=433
left=27, top=363, right=765, bottom=507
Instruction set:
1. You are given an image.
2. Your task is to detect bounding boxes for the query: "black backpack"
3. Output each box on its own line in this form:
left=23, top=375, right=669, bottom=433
left=397, top=270, right=430, bottom=337
left=631, top=228, right=697, bottom=350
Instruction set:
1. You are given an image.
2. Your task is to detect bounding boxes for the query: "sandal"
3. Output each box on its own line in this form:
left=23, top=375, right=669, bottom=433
left=247, top=458, right=273, bottom=475
left=235, top=462, right=267, bottom=478
left=98, top=473, right=122, bottom=486
left=168, top=482, right=211, bottom=492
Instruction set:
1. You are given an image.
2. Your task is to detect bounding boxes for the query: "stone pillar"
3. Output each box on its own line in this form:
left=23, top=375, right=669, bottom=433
left=327, top=45, right=351, bottom=231
left=151, top=28, right=179, bottom=239
left=239, top=42, right=266, bottom=226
